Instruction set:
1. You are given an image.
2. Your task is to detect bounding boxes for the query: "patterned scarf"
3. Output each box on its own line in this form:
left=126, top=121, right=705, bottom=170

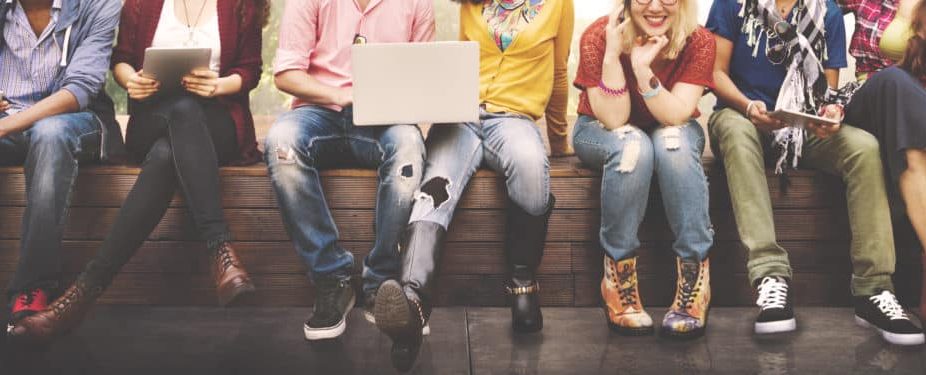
left=483, top=0, right=544, bottom=51
left=739, top=0, right=828, bottom=173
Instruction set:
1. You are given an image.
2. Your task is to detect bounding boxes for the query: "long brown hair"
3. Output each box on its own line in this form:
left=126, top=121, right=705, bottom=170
left=237, top=0, right=271, bottom=28
left=899, top=0, right=926, bottom=79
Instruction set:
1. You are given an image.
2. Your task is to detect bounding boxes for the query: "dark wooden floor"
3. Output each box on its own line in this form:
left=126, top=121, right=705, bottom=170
left=1, top=306, right=924, bottom=374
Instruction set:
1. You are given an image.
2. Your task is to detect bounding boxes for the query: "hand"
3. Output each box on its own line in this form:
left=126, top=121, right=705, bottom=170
left=333, top=87, right=353, bottom=107
left=746, top=100, right=787, bottom=132
left=630, top=35, right=669, bottom=71
left=0, top=98, right=10, bottom=112
left=127, top=70, right=160, bottom=101
left=807, top=104, right=843, bottom=139
left=182, top=69, right=221, bottom=98
left=604, top=3, right=630, bottom=58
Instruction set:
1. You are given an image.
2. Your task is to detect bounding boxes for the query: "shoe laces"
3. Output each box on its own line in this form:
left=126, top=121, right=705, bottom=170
left=674, top=262, right=701, bottom=310
left=215, top=244, right=237, bottom=270
left=51, top=287, right=83, bottom=316
left=756, top=277, right=788, bottom=310
left=613, top=263, right=640, bottom=307
left=870, top=290, right=908, bottom=321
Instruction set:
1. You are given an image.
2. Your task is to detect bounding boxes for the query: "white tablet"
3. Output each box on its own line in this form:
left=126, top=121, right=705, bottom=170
left=769, top=109, right=839, bottom=127
left=142, top=47, right=212, bottom=93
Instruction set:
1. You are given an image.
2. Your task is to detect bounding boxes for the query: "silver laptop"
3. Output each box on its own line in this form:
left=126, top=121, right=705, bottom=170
left=351, top=41, right=480, bottom=126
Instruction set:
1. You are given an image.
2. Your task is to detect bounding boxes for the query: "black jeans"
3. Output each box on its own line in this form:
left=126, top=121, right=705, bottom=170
left=80, top=95, right=237, bottom=288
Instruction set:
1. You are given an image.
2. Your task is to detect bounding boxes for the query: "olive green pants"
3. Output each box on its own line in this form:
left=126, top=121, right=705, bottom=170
left=708, top=108, right=895, bottom=296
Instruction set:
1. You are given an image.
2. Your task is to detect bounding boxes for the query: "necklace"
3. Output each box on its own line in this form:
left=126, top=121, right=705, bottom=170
left=182, top=0, right=209, bottom=46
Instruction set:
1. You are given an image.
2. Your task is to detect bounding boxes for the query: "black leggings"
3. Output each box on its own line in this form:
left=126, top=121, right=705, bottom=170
left=81, top=95, right=238, bottom=287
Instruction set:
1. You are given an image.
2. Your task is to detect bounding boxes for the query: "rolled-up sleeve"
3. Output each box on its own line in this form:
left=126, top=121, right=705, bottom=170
left=273, top=0, right=318, bottom=75
left=60, top=0, right=120, bottom=110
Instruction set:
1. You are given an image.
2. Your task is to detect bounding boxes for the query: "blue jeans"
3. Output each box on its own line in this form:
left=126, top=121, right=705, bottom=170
left=572, top=116, right=713, bottom=262
left=0, top=112, right=102, bottom=298
left=264, top=106, right=425, bottom=293
left=409, top=111, right=551, bottom=227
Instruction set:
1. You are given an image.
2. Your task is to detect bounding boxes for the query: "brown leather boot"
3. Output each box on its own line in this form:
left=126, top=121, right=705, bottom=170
left=8, top=282, right=103, bottom=346
left=213, top=242, right=256, bottom=306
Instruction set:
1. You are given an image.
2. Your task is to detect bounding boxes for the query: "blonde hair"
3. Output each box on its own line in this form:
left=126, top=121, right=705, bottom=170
left=621, top=0, right=699, bottom=60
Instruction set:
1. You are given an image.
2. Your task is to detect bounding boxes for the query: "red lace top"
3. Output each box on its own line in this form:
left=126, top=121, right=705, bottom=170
left=574, top=17, right=716, bottom=129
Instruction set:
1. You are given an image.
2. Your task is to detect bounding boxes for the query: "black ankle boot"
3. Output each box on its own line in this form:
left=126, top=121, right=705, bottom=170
left=375, top=220, right=445, bottom=372
left=505, top=194, right=555, bottom=333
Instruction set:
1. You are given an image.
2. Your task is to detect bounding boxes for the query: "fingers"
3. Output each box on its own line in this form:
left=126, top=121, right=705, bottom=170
left=0, top=100, right=10, bottom=111
left=184, top=85, right=214, bottom=98
left=189, top=69, right=219, bottom=79
left=183, top=82, right=216, bottom=94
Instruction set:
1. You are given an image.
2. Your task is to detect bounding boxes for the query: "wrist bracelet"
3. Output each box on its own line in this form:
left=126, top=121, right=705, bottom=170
left=598, top=80, right=628, bottom=97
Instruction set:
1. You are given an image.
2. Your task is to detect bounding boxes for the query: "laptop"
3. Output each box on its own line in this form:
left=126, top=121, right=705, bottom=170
left=351, top=41, right=480, bottom=126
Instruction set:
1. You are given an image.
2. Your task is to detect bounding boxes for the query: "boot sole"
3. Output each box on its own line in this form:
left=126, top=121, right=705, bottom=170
left=855, top=316, right=926, bottom=346
left=374, top=281, right=419, bottom=341
left=607, top=320, right=654, bottom=336
left=365, top=310, right=431, bottom=336
left=218, top=281, right=257, bottom=307
left=661, top=325, right=706, bottom=340
left=303, top=294, right=356, bottom=341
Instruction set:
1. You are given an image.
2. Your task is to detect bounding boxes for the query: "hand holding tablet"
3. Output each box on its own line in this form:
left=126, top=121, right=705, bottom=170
left=768, top=108, right=839, bottom=128
left=142, top=47, right=212, bottom=94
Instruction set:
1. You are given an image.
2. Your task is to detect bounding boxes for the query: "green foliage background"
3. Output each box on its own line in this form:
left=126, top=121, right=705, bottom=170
left=104, top=0, right=607, bottom=116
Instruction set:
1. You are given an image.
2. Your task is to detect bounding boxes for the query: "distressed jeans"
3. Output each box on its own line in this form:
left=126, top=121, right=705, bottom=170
left=709, top=108, right=895, bottom=296
left=572, top=116, right=713, bottom=262
left=0, top=112, right=102, bottom=299
left=408, top=111, right=551, bottom=228
left=265, top=106, right=425, bottom=293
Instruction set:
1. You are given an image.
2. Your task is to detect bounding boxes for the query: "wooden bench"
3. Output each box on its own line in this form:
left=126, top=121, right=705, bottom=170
left=0, top=118, right=919, bottom=307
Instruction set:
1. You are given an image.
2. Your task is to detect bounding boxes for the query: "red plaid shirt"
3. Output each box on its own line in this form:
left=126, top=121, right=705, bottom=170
left=839, top=0, right=899, bottom=75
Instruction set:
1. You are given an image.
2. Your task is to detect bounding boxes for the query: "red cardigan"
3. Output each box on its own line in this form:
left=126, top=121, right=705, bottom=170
left=112, top=0, right=263, bottom=164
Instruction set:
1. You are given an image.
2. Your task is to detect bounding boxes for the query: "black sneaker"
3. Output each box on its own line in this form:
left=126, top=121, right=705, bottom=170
left=304, top=277, right=355, bottom=341
left=754, top=276, right=796, bottom=334
left=854, top=290, right=925, bottom=346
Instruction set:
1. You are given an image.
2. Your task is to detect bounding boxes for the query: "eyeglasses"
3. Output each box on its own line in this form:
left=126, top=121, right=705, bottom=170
left=632, top=0, right=679, bottom=5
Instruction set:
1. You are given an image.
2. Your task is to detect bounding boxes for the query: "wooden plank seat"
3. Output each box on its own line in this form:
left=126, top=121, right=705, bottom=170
left=1, top=152, right=882, bottom=308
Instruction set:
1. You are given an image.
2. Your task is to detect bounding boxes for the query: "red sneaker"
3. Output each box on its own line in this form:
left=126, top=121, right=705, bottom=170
left=6, top=289, right=49, bottom=334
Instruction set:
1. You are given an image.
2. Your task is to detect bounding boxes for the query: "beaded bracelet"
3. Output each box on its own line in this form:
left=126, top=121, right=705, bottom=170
left=598, top=80, right=628, bottom=97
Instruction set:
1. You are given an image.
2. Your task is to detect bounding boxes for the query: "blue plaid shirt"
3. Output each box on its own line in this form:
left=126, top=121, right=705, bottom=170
left=0, top=0, right=63, bottom=113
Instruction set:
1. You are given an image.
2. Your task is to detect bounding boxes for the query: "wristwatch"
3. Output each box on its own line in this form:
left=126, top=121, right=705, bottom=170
left=640, top=76, right=662, bottom=100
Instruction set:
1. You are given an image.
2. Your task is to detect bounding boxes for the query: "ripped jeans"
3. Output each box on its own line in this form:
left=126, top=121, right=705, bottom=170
left=264, top=106, right=425, bottom=293
left=409, top=111, right=551, bottom=228
left=572, top=116, right=713, bottom=262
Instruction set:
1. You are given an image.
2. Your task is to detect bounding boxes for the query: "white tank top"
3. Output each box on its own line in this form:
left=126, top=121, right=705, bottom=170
left=151, top=0, right=222, bottom=72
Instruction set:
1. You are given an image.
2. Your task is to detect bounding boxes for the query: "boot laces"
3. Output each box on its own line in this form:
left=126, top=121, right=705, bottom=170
left=675, top=262, right=701, bottom=309
left=216, top=244, right=237, bottom=269
left=870, top=291, right=908, bottom=321
left=756, top=277, right=788, bottom=310
left=615, top=263, right=639, bottom=306
left=52, top=287, right=83, bottom=316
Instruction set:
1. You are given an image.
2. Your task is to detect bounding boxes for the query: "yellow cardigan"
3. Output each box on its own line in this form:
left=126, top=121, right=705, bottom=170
left=460, top=0, right=574, bottom=153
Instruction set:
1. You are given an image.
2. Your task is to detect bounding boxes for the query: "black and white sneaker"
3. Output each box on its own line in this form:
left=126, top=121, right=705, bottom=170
left=754, top=276, right=796, bottom=334
left=854, top=290, right=925, bottom=346
left=304, top=277, right=355, bottom=341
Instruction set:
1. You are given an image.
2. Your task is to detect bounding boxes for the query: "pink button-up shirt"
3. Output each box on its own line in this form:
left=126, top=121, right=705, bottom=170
left=274, top=0, right=435, bottom=110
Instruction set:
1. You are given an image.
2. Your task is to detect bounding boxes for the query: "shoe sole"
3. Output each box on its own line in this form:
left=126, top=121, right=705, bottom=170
left=855, top=316, right=926, bottom=346
left=366, top=310, right=430, bottom=336
left=218, top=282, right=257, bottom=307
left=607, top=320, right=654, bottom=336
left=755, top=318, right=797, bottom=334
left=375, top=281, right=418, bottom=341
left=303, top=294, right=356, bottom=341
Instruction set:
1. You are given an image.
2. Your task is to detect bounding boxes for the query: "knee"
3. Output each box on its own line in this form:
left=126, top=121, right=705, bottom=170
left=264, top=119, right=308, bottom=168
left=29, top=116, right=76, bottom=150
left=652, top=124, right=703, bottom=166
left=165, top=96, right=205, bottom=122
left=383, top=126, right=425, bottom=169
left=602, top=126, right=654, bottom=174
left=844, top=128, right=882, bottom=160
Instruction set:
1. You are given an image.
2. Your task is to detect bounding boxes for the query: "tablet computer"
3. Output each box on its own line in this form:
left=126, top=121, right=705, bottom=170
left=142, top=47, right=212, bottom=93
left=769, top=108, right=839, bottom=127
